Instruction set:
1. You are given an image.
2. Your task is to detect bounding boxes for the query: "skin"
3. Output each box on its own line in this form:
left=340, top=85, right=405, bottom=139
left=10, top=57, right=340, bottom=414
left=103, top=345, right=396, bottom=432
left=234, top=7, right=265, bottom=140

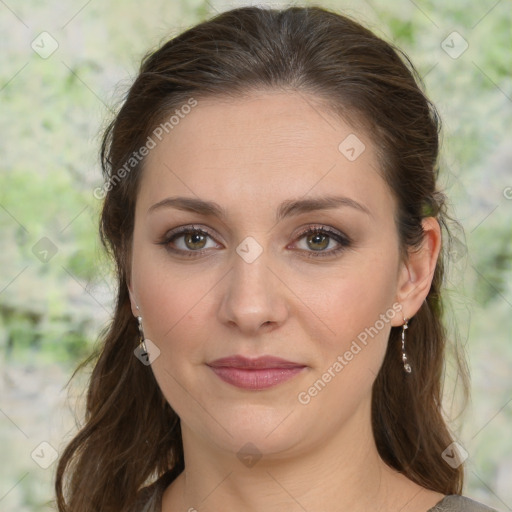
left=127, top=90, right=443, bottom=512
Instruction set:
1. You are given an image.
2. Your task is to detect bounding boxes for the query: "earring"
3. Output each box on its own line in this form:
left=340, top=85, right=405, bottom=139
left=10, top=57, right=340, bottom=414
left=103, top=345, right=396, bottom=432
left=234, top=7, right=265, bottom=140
left=401, top=317, right=412, bottom=374
left=137, top=315, right=148, bottom=354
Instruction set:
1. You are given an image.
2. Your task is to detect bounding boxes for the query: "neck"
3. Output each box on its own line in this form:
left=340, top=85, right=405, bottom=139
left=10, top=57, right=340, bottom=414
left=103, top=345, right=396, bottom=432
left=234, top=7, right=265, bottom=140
left=162, top=397, right=440, bottom=512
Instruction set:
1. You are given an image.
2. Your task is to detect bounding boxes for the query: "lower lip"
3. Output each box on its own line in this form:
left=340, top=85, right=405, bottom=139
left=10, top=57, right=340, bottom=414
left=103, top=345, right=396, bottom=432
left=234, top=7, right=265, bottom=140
left=209, top=366, right=305, bottom=390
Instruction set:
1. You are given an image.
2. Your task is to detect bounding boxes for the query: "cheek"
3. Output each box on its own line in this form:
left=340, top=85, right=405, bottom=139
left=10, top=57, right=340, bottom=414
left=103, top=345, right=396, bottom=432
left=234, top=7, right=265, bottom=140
left=292, top=256, right=400, bottom=403
left=293, top=273, right=398, bottom=419
left=130, top=240, right=229, bottom=394
left=134, top=263, right=212, bottom=355
left=132, top=259, right=216, bottom=416
left=294, top=253, right=399, bottom=345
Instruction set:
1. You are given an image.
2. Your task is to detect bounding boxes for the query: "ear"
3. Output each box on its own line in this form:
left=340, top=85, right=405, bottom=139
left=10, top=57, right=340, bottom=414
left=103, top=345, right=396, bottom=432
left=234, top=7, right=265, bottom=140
left=391, top=217, right=442, bottom=326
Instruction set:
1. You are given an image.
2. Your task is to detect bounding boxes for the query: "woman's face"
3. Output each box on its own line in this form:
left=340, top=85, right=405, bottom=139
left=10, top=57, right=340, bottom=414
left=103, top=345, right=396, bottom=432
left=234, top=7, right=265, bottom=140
left=128, top=91, right=413, bottom=459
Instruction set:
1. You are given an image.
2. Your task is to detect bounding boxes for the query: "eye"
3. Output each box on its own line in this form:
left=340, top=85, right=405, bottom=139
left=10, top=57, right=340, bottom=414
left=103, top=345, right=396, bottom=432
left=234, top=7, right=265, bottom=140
left=158, top=224, right=351, bottom=259
left=291, top=225, right=351, bottom=258
left=159, top=225, right=221, bottom=256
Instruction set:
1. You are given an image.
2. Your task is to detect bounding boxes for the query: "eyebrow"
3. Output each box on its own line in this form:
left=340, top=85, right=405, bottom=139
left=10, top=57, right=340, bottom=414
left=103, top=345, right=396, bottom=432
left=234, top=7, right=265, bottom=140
left=147, top=194, right=372, bottom=221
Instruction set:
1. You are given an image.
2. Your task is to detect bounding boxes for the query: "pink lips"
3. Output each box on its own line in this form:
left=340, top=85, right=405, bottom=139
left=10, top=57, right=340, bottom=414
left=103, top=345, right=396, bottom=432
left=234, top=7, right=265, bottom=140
left=207, top=355, right=306, bottom=390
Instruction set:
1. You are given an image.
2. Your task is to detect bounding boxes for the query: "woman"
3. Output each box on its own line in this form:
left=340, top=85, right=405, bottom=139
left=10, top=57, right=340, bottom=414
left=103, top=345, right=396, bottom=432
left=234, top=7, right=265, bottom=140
left=55, top=5, right=499, bottom=512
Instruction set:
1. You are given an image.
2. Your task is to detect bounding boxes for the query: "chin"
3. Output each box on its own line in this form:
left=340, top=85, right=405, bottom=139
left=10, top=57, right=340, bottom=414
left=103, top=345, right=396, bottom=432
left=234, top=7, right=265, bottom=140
left=181, top=401, right=320, bottom=463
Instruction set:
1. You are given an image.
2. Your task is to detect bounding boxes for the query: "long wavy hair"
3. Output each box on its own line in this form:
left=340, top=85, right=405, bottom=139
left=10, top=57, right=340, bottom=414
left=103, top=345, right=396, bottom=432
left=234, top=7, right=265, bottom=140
left=56, top=5, right=469, bottom=511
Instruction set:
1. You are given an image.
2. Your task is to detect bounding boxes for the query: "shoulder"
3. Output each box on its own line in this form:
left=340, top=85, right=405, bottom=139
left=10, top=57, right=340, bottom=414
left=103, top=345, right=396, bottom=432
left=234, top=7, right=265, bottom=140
left=430, top=495, right=500, bottom=512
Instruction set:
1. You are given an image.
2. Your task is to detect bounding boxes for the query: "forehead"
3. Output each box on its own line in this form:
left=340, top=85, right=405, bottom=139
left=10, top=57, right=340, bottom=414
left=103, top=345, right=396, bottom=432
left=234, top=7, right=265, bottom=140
left=138, top=91, right=392, bottom=220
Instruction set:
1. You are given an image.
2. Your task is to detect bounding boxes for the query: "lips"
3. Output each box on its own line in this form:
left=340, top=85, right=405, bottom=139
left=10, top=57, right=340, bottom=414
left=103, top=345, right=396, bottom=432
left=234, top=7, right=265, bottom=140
left=207, top=355, right=306, bottom=390
left=208, top=355, right=305, bottom=369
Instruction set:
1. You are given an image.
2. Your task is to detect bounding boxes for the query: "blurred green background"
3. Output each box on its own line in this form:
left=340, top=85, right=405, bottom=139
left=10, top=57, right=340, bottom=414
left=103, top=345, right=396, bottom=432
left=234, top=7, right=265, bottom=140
left=0, top=0, right=511, bottom=510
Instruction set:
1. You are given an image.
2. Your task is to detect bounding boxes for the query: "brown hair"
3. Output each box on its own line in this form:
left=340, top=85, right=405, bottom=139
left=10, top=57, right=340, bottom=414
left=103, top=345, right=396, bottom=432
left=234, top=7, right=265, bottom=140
left=56, top=5, right=469, bottom=510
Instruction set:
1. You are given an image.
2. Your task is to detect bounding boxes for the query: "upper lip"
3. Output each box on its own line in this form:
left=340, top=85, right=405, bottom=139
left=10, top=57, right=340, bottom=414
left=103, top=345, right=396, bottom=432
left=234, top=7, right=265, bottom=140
left=207, top=355, right=305, bottom=369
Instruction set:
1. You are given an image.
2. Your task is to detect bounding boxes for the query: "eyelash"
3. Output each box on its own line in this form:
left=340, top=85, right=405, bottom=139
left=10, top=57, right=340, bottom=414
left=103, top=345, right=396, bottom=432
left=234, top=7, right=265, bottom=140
left=158, top=224, right=352, bottom=259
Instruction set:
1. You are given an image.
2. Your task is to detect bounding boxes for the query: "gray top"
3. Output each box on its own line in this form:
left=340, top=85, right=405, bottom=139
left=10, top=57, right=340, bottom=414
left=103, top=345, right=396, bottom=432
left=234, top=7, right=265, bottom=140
left=429, top=496, right=498, bottom=511
left=129, top=474, right=499, bottom=512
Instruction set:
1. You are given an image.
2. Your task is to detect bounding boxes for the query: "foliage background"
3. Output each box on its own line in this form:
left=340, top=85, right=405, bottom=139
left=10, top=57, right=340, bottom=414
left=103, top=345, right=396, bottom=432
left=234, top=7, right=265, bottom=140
left=0, top=0, right=510, bottom=510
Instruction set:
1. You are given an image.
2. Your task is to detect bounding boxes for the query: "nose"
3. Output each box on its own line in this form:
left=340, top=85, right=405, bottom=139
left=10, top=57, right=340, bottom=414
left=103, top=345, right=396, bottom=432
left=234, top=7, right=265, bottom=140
left=217, top=249, right=289, bottom=336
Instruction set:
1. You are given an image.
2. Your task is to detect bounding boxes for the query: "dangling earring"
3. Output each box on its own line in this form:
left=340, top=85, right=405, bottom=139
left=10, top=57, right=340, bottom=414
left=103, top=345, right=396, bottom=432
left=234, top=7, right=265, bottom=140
left=401, top=317, right=412, bottom=373
left=137, top=315, right=148, bottom=354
